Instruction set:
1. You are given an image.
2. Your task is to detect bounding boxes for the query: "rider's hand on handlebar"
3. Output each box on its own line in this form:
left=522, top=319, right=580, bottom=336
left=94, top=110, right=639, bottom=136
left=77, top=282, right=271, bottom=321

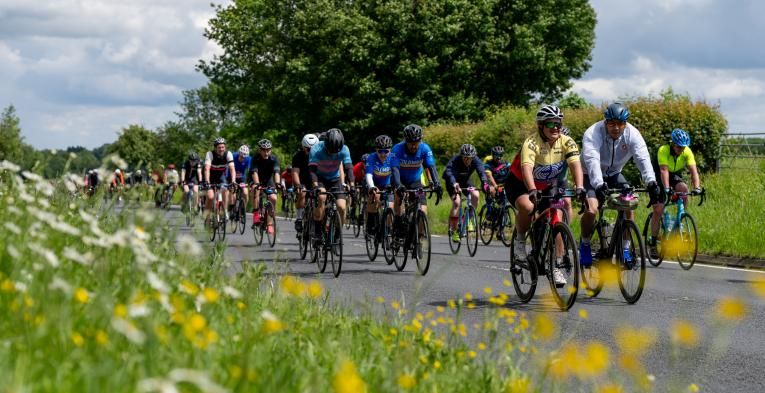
left=453, top=183, right=461, bottom=195
left=691, top=187, right=702, bottom=196
left=646, top=181, right=662, bottom=205
left=527, top=189, right=540, bottom=205
left=595, top=183, right=608, bottom=206
left=396, top=185, right=407, bottom=199
left=368, top=186, right=378, bottom=196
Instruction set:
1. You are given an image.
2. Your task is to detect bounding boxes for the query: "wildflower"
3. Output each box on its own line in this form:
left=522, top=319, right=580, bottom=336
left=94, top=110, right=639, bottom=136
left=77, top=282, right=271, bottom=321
left=3, top=222, right=21, bottom=235
left=280, top=276, right=305, bottom=296
left=236, top=301, right=246, bottom=310
left=596, top=383, right=624, bottom=393
left=750, top=278, right=765, bottom=299
left=478, top=342, right=487, bottom=350
left=375, top=296, right=385, bottom=303
left=447, top=299, right=457, bottom=309
left=397, top=373, right=416, bottom=389
left=114, top=303, right=128, bottom=318
left=579, top=309, right=588, bottom=319
left=62, top=247, right=93, bottom=266
left=177, top=234, right=203, bottom=256
left=73, top=287, right=90, bottom=304
left=0, top=279, right=15, bottom=293
left=484, top=287, right=492, bottom=294
left=229, top=366, right=243, bottom=379
left=332, top=361, right=367, bottom=393
left=306, top=281, right=323, bottom=298
left=391, top=301, right=401, bottom=310
left=503, top=279, right=512, bottom=287
left=532, top=315, right=556, bottom=341
left=223, top=286, right=243, bottom=299
left=180, top=279, right=199, bottom=296
left=715, top=297, right=747, bottom=321
left=95, top=330, right=109, bottom=346
left=504, top=376, right=531, bottom=393
left=112, top=318, right=146, bottom=344
left=260, top=311, right=284, bottom=334
left=436, top=306, right=445, bottom=312
left=670, top=320, right=699, bottom=347
left=202, top=287, right=220, bottom=303
left=614, top=325, right=657, bottom=357
left=147, top=272, right=170, bottom=294
left=71, top=332, right=85, bottom=347
left=464, top=292, right=473, bottom=300
left=433, top=360, right=441, bottom=369
left=188, top=313, right=207, bottom=332
left=468, top=350, right=477, bottom=359
left=688, top=383, right=700, bottom=392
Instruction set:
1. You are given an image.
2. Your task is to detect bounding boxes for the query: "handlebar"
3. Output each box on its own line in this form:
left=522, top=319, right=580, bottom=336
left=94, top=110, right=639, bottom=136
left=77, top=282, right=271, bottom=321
left=400, top=186, right=441, bottom=206
left=667, top=187, right=706, bottom=207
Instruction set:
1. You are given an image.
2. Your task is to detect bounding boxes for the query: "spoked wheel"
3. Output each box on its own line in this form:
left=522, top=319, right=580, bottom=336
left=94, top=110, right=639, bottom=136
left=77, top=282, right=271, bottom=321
left=314, top=218, right=327, bottom=272
left=345, top=206, right=353, bottom=230
left=230, top=202, right=239, bottom=234
left=478, top=204, right=494, bottom=246
left=253, top=208, right=264, bottom=246
left=217, top=205, right=227, bottom=241
left=382, top=209, right=396, bottom=266
left=326, top=213, right=343, bottom=277
left=448, top=215, right=461, bottom=255
left=413, top=211, right=431, bottom=275
left=618, top=220, right=646, bottom=304
left=394, top=218, right=408, bottom=272
left=353, top=208, right=363, bottom=238
left=676, top=213, right=698, bottom=270
left=510, top=229, right=537, bottom=302
left=266, top=204, right=277, bottom=247
left=365, top=211, right=379, bottom=261
left=500, top=206, right=514, bottom=247
left=466, top=205, right=479, bottom=257
left=580, top=224, right=606, bottom=298
left=238, top=202, right=246, bottom=235
left=299, top=219, right=309, bottom=260
left=548, top=223, right=579, bottom=311
left=207, top=214, right=216, bottom=242
left=642, top=213, right=665, bottom=267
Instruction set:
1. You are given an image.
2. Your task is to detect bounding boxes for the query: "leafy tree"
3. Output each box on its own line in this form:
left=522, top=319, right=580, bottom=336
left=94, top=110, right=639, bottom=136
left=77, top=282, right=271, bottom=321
left=557, top=91, right=592, bottom=110
left=0, top=105, right=25, bottom=163
left=198, top=0, right=596, bottom=152
left=106, top=125, right=159, bottom=169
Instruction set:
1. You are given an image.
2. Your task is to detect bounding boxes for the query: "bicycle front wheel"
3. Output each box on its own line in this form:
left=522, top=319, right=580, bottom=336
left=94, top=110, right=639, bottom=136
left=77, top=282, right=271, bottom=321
left=548, top=223, right=579, bottom=311
left=217, top=206, right=227, bottom=241
left=466, top=205, right=479, bottom=257
left=414, top=211, right=432, bottom=275
left=230, top=202, right=239, bottom=234
left=580, top=224, right=606, bottom=298
left=500, top=206, right=514, bottom=247
left=327, top=213, right=343, bottom=277
left=365, top=211, right=378, bottom=261
left=618, top=220, right=646, bottom=304
left=510, top=229, right=537, bottom=302
left=478, top=204, right=494, bottom=246
left=676, top=213, right=698, bottom=270
left=253, top=210, right=264, bottom=246
left=353, top=208, right=363, bottom=238
left=266, top=204, right=277, bottom=247
left=238, top=201, right=246, bottom=235
left=382, top=209, right=396, bottom=266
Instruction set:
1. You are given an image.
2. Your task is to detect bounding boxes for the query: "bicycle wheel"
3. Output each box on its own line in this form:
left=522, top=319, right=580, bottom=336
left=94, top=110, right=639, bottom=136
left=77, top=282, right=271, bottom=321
left=238, top=200, right=246, bottom=235
left=676, top=213, right=698, bottom=270
left=327, top=212, right=343, bottom=277
left=509, top=229, right=537, bottom=302
left=466, top=205, right=479, bottom=257
left=414, top=211, right=431, bottom=275
left=548, top=223, right=579, bottom=311
left=580, top=223, right=606, bottom=297
left=217, top=205, right=227, bottom=241
left=448, top=212, right=461, bottom=255
left=253, top=209, right=264, bottom=246
left=208, top=214, right=216, bottom=242
left=500, top=206, right=514, bottom=247
left=394, top=215, right=409, bottom=272
left=266, top=204, right=277, bottom=247
left=617, top=220, right=646, bottom=304
left=353, top=208, right=363, bottom=238
left=315, top=218, right=327, bottom=272
left=642, top=213, right=664, bottom=267
left=345, top=204, right=353, bottom=230
left=382, top=209, right=396, bottom=266
left=286, top=196, right=295, bottom=220
left=365, top=211, right=379, bottom=261
left=229, top=200, right=239, bottom=234
left=478, top=204, right=494, bottom=246
left=299, top=219, right=309, bottom=260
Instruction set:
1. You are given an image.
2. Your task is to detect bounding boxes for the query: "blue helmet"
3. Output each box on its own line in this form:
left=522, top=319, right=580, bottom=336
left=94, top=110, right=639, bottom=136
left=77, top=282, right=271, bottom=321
left=604, top=102, right=630, bottom=122
left=671, top=128, right=691, bottom=147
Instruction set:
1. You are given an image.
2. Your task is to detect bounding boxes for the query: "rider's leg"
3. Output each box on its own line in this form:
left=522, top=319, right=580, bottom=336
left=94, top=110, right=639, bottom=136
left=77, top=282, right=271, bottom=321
left=252, top=187, right=261, bottom=224
left=336, top=197, right=348, bottom=226
left=268, top=192, right=278, bottom=231
left=449, top=191, right=461, bottom=232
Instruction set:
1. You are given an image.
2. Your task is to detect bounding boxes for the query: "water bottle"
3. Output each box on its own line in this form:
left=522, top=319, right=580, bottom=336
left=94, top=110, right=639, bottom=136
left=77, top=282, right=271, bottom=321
left=663, top=211, right=674, bottom=230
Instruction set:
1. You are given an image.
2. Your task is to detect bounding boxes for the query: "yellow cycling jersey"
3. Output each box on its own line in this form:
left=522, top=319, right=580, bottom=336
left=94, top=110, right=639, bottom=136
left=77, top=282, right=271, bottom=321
left=514, top=134, right=580, bottom=184
left=657, top=144, right=696, bottom=173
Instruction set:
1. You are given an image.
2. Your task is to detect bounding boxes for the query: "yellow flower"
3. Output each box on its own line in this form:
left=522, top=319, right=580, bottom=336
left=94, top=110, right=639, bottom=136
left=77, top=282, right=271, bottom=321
left=71, top=332, right=85, bottom=347
left=332, top=361, right=367, bottom=393
left=202, top=287, right=220, bottom=303
left=73, top=287, right=89, bottom=304
left=261, top=311, right=285, bottom=334
left=750, top=278, right=765, bottom=299
left=95, top=330, right=109, bottom=346
left=229, top=365, right=243, bottom=380
left=391, top=301, right=401, bottom=310
left=464, top=292, right=473, bottom=300
left=478, top=342, right=487, bottom=350
left=468, top=350, right=477, bottom=359
left=247, top=369, right=257, bottom=382
left=180, top=279, right=199, bottom=295
left=236, top=301, right=246, bottom=310
left=614, top=325, right=657, bottom=357
left=504, top=376, right=531, bottom=393
left=433, top=360, right=441, bottom=369
left=503, top=279, right=512, bottom=287
left=436, top=306, right=445, bottom=312
left=114, top=303, right=128, bottom=318
left=1, top=279, right=15, bottom=293
left=581, top=342, right=610, bottom=378
left=532, top=315, right=556, bottom=341
left=280, top=275, right=305, bottom=296
left=484, top=287, right=492, bottom=294
left=307, top=281, right=323, bottom=298
left=596, top=383, right=624, bottom=393
left=670, top=320, right=699, bottom=347
left=447, top=299, right=457, bottom=309
left=375, top=296, right=385, bottom=303
left=397, top=373, right=416, bottom=389
left=578, top=309, right=588, bottom=319
left=188, top=313, right=207, bottom=332
left=715, top=297, right=747, bottom=321
left=688, top=383, right=700, bottom=392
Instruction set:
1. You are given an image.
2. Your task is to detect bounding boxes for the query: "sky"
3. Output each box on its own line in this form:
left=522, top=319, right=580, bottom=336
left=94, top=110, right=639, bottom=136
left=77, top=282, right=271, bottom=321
left=1, top=0, right=763, bottom=149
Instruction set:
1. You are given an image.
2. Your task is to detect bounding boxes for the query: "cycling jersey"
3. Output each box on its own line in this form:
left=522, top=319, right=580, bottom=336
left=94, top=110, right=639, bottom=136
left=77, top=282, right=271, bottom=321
left=657, top=144, right=696, bottom=174
left=165, top=169, right=180, bottom=184
left=291, top=149, right=310, bottom=186
left=308, top=141, right=352, bottom=182
left=205, top=151, right=234, bottom=173
left=509, top=134, right=580, bottom=189
left=352, top=162, right=365, bottom=184
left=581, top=120, right=656, bottom=189
left=88, top=172, right=100, bottom=187
left=252, top=154, right=281, bottom=184
left=366, top=152, right=393, bottom=188
left=109, top=173, right=122, bottom=186
left=443, top=155, right=489, bottom=187
left=281, top=170, right=294, bottom=187
left=483, top=156, right=510, bottom=183
left=229, top=152, right=252, bottom=181
left=182, top=159, right=202, bottom=182
left=390, top=141, right=436, bottom=185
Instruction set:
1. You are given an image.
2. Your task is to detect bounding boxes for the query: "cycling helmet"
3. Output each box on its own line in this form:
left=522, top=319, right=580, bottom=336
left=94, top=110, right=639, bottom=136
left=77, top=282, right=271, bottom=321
left=536, top=104, right=563, bottom=122
left=168, top=164, right=175, bottom=170
left=302, top=133, right=319, bottom=148
left=360, top=153, right=369, bottom=163
left=561, top=127, right=571, bottom=136
left=325, top=128, right=344, bottom=154
left=375, top=134, right=393, bottom=149
left=136, top=170, right=142, bottom=175
left=671, top=128, right=691, bottom=147
left=188, top=152, right=200, bottom=161
left=258, top=139, right=272, bottom=150
left=213, top=137, right=225, bottom=147
left=491, top=146, right=504, bottom=156
left=460, top=144, right=477, bottom=158
left=115, top=169, right=121, bottom=174
left=403, top=124, right=423, bottom=142
left=604, top=102, right=630, bottom=122
left=239, top=145, right=250, bottom=156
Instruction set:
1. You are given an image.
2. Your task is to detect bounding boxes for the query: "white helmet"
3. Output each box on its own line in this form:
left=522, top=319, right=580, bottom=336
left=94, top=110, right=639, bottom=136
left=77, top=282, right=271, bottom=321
left=239, top=145, right=250, bottom=156
left=301, top=133, right=319, bottom=148
left=115, top=169, right=121, bottom=174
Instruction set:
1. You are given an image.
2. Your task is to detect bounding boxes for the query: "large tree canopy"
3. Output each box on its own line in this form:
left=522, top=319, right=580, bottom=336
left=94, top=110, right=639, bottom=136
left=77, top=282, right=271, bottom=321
left=199, top=0, right=596, bottom=150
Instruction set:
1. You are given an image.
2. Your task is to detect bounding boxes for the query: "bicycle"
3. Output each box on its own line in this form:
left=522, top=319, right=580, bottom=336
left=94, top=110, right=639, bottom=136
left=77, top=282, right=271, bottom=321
left=229, top=182, right=248, bottom=235
left=282, top=187, right=296, bottom=220
left=364, top=187, right=393, bottom=262
left=182, top=184, right=200, bottom=227
left=297, top=187, right=314, bottom=261
left=205, top=183, right=227, bottom=242
left=308, top=190, right=347, bottom=277
left=387, top=187, right=441, bottom=275
left=448, top=187, right=479, bottom=257
left=580, top=186, right=648, bottom=304
left=347, top=186, right=366, bottom=238
left=509, top=190, right=581, bottom=311
left=642, top=188, right=705, bottom=270
left=478, top=187, right=516, bottom=247
left=252, top=184, right=277, bottom=247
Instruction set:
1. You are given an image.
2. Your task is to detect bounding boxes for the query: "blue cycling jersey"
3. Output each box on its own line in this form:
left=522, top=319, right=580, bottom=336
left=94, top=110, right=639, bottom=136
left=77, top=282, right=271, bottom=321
left=366, top=152, right=393, bottom=188
left=227, top=152, right=251, bottom=181
left=308, top=141, right=352, bottom=181
left=390, top=141, right=436, bottom=184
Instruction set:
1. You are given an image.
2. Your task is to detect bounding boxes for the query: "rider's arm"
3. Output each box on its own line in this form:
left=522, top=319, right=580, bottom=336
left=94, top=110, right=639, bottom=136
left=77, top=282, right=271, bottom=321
left=204, top=152, right=212, bottom=183
left=292, top=168, right=300, bottom=187
left=180, top=167, right=186, bottom=182
left=660, top=166, right=670, bottom=189
left=444, top=156, right=458, bottom=187
left=581, top=125, right=604, bottom=188
left=689, top=165, right=700, bottom=189
left=344, top=163, right=354, bottom=184
left=521, top=164, right=536, bottom=191
left=473, top=157, right=490, bottom=187
left=629, top=127, right=656, bottom=185
left=391, top=167, right=401, bottom=187
left=570, top=160, right=584, bottom=189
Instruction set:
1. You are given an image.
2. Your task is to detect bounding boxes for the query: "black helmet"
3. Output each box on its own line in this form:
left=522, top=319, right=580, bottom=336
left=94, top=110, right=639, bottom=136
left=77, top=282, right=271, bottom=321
left=258, top=139, right=272, bottom=149
left=460, top=144, right=477, bottom=158
left=375, top=134, right=393, bottom=149
left=325, top=128, right=344, bottom=154
left=403, top=124, right=423, bottom=142
left=188, top=152, right=200, bottom=161
left=491, top=146, right=504, bottom=156
left=604, top=102, right=630, bottom=122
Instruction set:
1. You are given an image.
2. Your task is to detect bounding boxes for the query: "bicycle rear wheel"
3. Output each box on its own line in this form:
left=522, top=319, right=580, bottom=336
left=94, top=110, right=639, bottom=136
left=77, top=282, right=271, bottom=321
left=253, top=209, right=264, bottom=246
left=676, top=213, right=698, bottom=270
left=327, top=213, right=343, bottom=277
left=365, top=211, right=379, bottom=261
left=353, top=208, right=363, bottom=238
left=394, top=216, right=409, bottom=272
left=382, top=209, right=396, bottom=266
left=238, top=201, right=246, bottom=235
left=510, top=229, right=537, bottom=302
left=580, top=223, right=606, bottom=297
left=642, top=212, right=664, bottom=267
left=230, top=201, right=240, bottom=234
left=548, top=223, right=579, bottom=311
left=478, top=204, right=494, bottom=246
left=208, top=214, right=216, bottom=242
left=500, top=206, right=514, bottom=247
left=266, top=203, right=277, bottom=247
left=448, top=212, right=461, bottom=255
left=466, top=205, right=479, bottom=257
left=299, top=219, right=309, bottom=260
left=414, top=211, right=432, bottom=275
left=618, top=220, right=646, bottom=304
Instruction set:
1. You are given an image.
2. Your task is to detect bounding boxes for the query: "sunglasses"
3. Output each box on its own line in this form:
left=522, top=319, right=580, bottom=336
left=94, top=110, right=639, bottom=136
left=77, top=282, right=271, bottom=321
left=377, top=149, right=390, bottom=154
left=544, top=121, right=563, bottom=129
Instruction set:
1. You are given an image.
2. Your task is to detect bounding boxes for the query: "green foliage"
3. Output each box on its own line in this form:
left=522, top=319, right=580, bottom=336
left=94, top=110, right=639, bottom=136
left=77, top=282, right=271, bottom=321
left=107, top=125, right=160, bottom=170
left=0, top=105, right=26, bottom=163
left=199, top=0, right=596, bottom=154
left=557, top=91, right=593, bottom=110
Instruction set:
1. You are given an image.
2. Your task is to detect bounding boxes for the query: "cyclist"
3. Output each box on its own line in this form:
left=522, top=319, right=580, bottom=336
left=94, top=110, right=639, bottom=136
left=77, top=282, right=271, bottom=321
left=181, top=152, right=203, bottom=211
left=133, top=169, right=144, bottom=185
left=365, top=135, right=395, bottom=235
left=203, top=137, right=236, bottom=219
left=647, top=128, right=702, bottom=256
left=280, top=165, right=294, bottom=213
left=579, top=102, right=662, bottom=266
left=85, top=169, right=99, bottom=196
left=390, top=124, right=443, bottom=236
left=308, top=128, right=354, bottom=239
left=160, top=164, right=180, bottom=205
left=110, top=168, right=124, bottom=194
left=228, top=145, right=252, bottom=219
left=505, top=105, right=586, bottom=286
left=251, top=139, right=281, bottom=233
left=292, top=133, right=320, bottom=231
left=483, top=146, right=509, bottom=195
left=443, top=143, right=493, bottom=242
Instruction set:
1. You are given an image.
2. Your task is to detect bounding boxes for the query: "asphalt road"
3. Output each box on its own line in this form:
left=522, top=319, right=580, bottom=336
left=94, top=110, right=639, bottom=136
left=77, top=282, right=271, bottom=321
left=172, top=209, right=765, bottom=392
